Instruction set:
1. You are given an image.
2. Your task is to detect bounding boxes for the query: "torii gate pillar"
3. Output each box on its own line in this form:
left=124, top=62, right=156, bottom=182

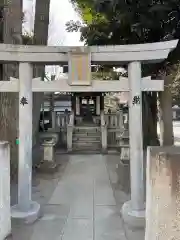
left=121, top=61, right=145, bottom=228
left=11, top=63, right=40, bottom=223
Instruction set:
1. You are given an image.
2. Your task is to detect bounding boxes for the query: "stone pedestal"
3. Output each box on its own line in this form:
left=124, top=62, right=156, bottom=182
left=0, top=142, right=11, bottom=239
left=43, top=139, right=55, bottom=161
left=39, top=138, right=57, bottom=173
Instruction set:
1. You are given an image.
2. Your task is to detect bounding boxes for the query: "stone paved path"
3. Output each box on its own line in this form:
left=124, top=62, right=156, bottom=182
left=11, top=154, right=144, bottom=240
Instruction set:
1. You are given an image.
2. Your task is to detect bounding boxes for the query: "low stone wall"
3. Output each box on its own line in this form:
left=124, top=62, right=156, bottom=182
left=145, top=146, right=180, bottom=240
left=0, top=142, right=11, bottom=239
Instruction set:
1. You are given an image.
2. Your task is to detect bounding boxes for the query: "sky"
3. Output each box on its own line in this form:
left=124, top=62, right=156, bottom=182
left=23, top=0, right=84, bottom=77
left=23, top=0, right=83, bottom=46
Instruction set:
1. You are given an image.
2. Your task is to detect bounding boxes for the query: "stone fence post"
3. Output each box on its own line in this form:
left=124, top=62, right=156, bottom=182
left=67, top=111, right=74, bottom=152
left=101, top=124, right=107, bottom=152
left=145, top=146, right=180, bottom=240
left=100, top=111, right=107, bottom=152
left=0, top=142, right=11, bottom=240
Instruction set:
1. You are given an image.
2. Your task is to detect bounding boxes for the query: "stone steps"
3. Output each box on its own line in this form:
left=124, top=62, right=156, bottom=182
left=72, top=145, right=101, bottom=152
left=73, top=141, right=101, bottom=146
left=73, top=138, right=101, bottom=142
left=72, top=125, right=101, bottom=152
left=72, top=145, right=101, bottom=150
left=74, top=128, right=100, bottom=133
left=73, top=132, right=100, bottom=137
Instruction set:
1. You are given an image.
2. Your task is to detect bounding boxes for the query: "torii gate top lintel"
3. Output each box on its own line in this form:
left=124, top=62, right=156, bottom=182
left=0, top=40, right=177, bottom=64
left=0, top=39, right=178, bottom=92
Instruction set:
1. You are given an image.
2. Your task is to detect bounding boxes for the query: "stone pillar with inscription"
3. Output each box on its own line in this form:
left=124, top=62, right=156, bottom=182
left=11, top=63, right=40, bottom=224
left=121, top=61, right=145, bottom=228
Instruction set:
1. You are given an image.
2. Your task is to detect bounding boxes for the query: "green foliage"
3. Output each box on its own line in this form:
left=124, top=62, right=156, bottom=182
left=68, top=0, right=180, bottom=46
left=67, top=0, right=180, bottom=105
left=168, top=62, right=180, bottom=105
left=22, top=32, right=33, bottom=45
left=71, top=0, right=98, bottom=23
left=92, top=70, right=120, bottom=80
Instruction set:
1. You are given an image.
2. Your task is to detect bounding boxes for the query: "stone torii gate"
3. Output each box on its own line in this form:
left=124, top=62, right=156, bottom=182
left=118, top=75, right=164, bottom=226
left=0, top=41, right=177, bottom=226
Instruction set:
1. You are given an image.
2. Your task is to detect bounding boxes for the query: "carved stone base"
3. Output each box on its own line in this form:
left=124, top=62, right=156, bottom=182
left=11, top=201, right=40, bottom=224
left=121, top=201, right=145, bottom=229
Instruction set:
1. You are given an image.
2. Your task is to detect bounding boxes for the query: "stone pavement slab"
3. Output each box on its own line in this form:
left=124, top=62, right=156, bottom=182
left=94, top=205, right=126, bottom=240
left=10, top=154, right=144, bottom=240
left=61, top=218, right=93, bottom=240
left=104, top=155, right=145, bottom=240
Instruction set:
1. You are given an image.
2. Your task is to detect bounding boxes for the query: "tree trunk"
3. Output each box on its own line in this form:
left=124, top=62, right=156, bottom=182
left=0, top=0, right=22, bottom=181
left=159, top=75, right=174, bottom=145
left=148, top=92, right=159, bottom=145
left=142, top=91, right=159, bottom=201
left=142, top=92, right=159, bottom=149
left=32, top=0, right=50, bottom=146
